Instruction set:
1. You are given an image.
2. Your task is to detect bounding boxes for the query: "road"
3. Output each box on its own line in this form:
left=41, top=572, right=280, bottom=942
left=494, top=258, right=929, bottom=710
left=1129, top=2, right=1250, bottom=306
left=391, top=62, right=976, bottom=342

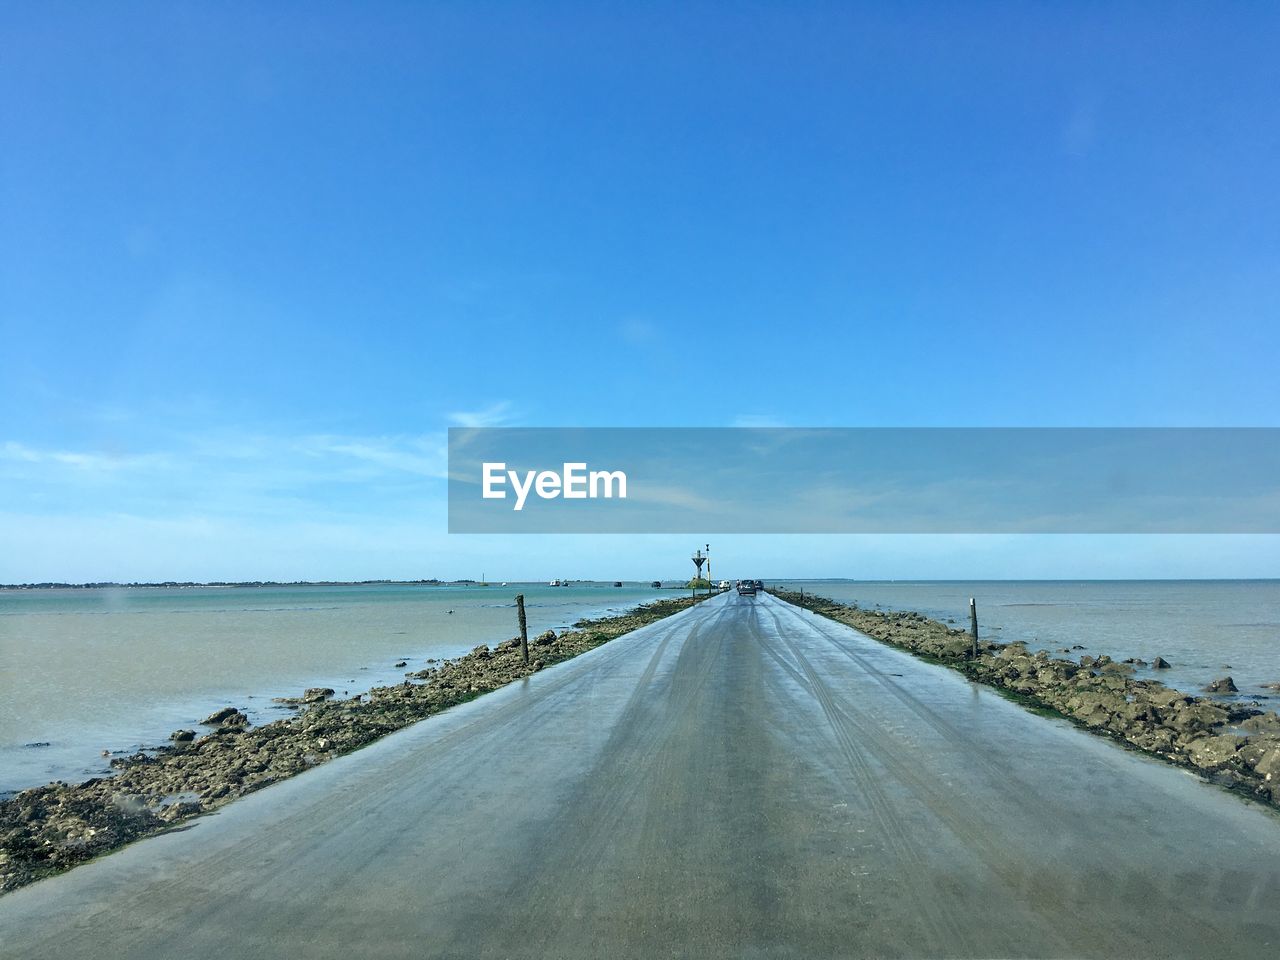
left=2, top=591, right=1279, bottom=958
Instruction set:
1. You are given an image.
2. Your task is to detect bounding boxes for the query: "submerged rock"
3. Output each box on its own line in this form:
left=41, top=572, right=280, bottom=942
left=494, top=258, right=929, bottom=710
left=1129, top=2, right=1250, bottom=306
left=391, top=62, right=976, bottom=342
left=201, top=707, right=243, bottom=726
left=1204, top=677, right=1238, bottom=694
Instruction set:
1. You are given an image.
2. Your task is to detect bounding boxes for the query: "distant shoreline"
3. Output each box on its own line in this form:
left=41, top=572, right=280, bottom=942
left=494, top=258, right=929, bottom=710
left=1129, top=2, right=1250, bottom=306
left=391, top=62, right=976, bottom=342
left=0, top=579, right=620, bottom=591
left=6, top=577, right=1280, bottom=591
left=1, top=579, right=465, bottom=591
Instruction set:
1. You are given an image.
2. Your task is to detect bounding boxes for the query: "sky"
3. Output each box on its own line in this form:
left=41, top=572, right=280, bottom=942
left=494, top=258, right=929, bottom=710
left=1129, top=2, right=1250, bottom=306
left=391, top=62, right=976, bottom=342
left=2, top=2, right=1279, bottom=582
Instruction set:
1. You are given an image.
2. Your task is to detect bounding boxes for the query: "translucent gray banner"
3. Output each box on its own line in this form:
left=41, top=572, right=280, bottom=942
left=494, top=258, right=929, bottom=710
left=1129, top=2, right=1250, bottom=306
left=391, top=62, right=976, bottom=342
left=447, top=428, right=1280, bottom=533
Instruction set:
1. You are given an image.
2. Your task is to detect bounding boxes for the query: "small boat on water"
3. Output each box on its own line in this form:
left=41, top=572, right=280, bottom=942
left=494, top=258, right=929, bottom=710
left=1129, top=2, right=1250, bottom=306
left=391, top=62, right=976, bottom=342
left=549, top=579, right=562, bottom=587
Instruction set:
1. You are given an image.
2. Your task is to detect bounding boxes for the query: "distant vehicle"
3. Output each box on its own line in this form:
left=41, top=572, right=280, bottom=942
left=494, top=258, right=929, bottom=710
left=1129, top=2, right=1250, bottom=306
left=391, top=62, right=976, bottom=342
left=718, top=580, right=730, bottom=591
left=613, top=581, right=623, bottom=587
left=737, top=580, right=757, bottom=597
left=651, top=581, right=662, bottom=588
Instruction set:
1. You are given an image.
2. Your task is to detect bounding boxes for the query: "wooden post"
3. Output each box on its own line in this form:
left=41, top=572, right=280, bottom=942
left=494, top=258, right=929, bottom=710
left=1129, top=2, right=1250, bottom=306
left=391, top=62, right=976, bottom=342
left=969, top=597, right=979, bottom=659
left=516, top=594, right=529, bottom=665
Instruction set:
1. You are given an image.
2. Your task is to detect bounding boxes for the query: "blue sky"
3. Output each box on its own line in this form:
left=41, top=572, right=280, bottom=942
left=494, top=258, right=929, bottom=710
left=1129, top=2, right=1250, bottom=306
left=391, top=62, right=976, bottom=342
left=2, top=3, right=1278, bottom=581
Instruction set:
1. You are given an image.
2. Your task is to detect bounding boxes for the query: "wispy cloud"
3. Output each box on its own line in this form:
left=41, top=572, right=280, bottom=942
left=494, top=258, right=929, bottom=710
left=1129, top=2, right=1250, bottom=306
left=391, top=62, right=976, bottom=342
left=0, top=432, right=451, bottom=522
left=447, top=401, right=514, bottom=429
left=626, top=483, right=721, bottom=513
left=297, top=435, right=447, bottom=479
left=0, top=441, right=168, bottom=472
left=731, top=414, right=787, bottom=428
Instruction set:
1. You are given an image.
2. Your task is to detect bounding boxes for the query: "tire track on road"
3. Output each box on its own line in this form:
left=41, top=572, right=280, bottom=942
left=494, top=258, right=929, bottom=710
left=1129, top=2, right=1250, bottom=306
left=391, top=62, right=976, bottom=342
left=743, top=602, right=973, bottom=957
left=755, top=599, right=1176, bottom=954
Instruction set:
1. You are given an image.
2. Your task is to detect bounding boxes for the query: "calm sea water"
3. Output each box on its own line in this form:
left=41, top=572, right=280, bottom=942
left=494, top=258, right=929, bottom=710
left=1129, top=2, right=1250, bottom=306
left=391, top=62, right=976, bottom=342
left=0, top=582, right=667, bottom=794
left=4, top=580, right=1278, bottom=795
left=787, top=579, right=1280, bottom=702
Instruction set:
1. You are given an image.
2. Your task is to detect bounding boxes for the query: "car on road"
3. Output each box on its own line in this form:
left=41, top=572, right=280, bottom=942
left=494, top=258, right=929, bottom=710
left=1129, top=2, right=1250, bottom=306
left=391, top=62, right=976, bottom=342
left=737, top=580, right=757, bottom=596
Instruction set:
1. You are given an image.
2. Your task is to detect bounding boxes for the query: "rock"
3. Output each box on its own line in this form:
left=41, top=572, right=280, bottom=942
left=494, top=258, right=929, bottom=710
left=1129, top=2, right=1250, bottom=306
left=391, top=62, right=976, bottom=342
left=1255, top=748, right=1280, bottom=780
left=1130, top=728, right=1177, bottom=754
left=303, top=688, right=335, bottom=702
left=1151, top=657, right=1171, bottom=669
left=1099, top=661, right=1135, bottom=676
left=1135, top=684, right=1188, bottom=710
left=201, top=707, right=242, bottom=725
left=1261, top=682, right=1280, bottom=691
left=534, top=630, right=557, bottom=646
left=471, top=644, right=491, bottom=659
left=394, top=661, right=407, bottom=668
left=1241, top=713, right=1280, bottom=736
left=1163, top=702, right=1228, bottom=735
left=169, top=730, right=196, bottom=743
left=1065, top=691, right=1123, bottom=727
left=1185, top=734, right=1246, bottom=770
left=1204, top=677, right=1238, bottom=694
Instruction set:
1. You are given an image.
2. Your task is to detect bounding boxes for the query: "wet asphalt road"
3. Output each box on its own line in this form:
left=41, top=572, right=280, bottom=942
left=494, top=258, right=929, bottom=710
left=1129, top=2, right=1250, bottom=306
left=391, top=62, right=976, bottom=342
left=2, top=591, right=1279, bottom=958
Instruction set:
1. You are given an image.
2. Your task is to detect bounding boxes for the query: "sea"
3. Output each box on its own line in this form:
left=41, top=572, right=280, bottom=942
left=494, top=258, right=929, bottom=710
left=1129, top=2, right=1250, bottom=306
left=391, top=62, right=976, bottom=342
left=0, top=582, right=665, bottom=795
left=788, top=579, right=1280, bottom=704
left=3, top=579, right=1278, bottom=795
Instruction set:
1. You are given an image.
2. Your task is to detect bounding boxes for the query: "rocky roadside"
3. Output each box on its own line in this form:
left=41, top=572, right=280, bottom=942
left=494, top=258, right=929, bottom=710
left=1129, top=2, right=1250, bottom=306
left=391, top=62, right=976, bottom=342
left=0, top=595, right=704, bottom=895
left=772, top=589, right=1280, bottom=812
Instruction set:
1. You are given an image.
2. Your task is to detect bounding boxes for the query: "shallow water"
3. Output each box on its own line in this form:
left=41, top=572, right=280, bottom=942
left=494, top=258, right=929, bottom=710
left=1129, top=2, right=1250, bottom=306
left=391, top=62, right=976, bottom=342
left=786, top=579, right=1280, bottom=703
left=6, top=579, right=1278, bottom=795
left=0, top=582, right=666, bottom=793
